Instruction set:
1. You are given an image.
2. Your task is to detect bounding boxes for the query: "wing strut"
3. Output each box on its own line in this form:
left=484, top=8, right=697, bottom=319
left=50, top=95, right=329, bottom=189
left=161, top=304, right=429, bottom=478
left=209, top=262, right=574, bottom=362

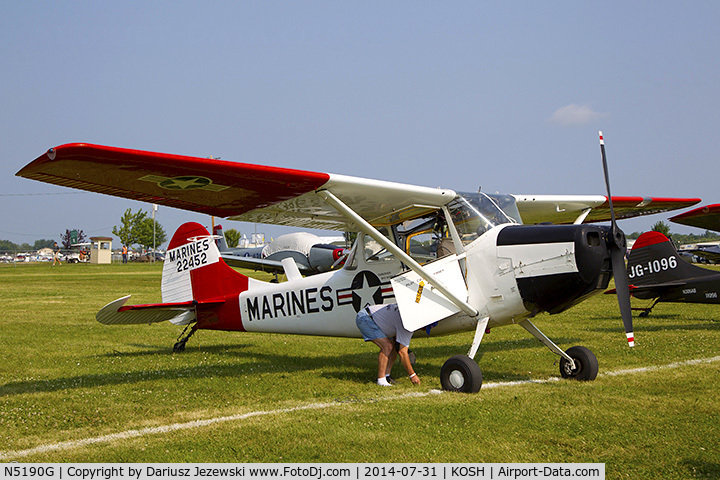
left=573, top=207, right=592, bottom=225
left=317, top=190, right=479, bottom=318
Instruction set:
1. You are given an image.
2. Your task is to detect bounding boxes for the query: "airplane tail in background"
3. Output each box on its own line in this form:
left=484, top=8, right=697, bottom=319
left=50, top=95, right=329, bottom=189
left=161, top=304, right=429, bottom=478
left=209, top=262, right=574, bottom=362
left=213, top=224, right=229, bottom=252
left=627, top=231, right=715, bottom=286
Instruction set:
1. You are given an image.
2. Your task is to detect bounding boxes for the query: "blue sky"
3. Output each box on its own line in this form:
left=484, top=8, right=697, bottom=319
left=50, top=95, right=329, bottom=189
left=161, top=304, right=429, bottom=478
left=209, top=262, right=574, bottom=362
left=2, top=2, right=718, bottom=247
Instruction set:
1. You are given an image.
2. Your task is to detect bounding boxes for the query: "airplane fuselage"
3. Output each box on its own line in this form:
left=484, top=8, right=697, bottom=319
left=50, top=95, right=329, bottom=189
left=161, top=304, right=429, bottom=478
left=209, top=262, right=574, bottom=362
left=186, top=223, right=616, bottom=340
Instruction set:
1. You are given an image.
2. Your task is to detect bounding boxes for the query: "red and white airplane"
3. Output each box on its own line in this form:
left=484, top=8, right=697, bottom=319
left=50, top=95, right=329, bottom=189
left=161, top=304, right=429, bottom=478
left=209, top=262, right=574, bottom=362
left=16, top=135, right=700, bottom=392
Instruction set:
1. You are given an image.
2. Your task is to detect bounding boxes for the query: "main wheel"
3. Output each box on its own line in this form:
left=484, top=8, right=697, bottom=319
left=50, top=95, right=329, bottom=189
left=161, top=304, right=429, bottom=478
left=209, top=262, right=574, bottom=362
left=440, top=355, right=483, bottom=393
left=559, top=346, right=598, bottom=381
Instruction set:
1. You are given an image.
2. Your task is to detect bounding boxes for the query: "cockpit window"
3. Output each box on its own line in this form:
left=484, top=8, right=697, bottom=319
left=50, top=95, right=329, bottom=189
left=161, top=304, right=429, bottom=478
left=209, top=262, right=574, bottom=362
left=449, top=192, right=521, bottom=246
left=363, top=227, right=395, bottom=263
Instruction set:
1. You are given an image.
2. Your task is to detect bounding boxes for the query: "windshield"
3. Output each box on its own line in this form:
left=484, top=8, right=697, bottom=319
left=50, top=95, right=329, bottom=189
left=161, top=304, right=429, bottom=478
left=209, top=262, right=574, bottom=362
left=448, top=192, right=521, bottom=246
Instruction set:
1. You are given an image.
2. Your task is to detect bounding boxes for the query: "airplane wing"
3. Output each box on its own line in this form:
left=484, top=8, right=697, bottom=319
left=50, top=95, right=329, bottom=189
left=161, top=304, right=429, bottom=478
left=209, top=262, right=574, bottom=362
left=220, top=253, right=312, bottom=275
left=513, top=195, right=701, bottom=225
left=669, top=204, right=720, bottom=233
left=17, top=143, right=455, bottom=231
left=18, top=143, right=698, bottom=230
left=680, top=247, right=720, bottom=263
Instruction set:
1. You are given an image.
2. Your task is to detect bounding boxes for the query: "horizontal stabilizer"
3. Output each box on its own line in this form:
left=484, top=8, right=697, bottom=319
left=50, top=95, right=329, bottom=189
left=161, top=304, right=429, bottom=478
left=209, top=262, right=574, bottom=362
left=605, top=280, right=688, bottom=295
left=96, top=295, right=217, bottom=325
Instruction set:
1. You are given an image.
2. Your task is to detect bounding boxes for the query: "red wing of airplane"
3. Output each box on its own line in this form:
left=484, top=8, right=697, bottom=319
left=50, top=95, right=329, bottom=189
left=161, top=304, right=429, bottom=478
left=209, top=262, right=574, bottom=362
left=669, top=204, right=720, bottom=233
left=18, top=143, right=699, bottom=228
left=17, top=143, right=454, bottom=231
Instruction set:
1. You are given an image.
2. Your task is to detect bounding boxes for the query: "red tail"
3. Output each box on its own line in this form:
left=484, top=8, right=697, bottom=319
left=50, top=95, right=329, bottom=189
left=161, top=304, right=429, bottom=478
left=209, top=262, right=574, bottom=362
left=163, top=222, right=251, bottom=331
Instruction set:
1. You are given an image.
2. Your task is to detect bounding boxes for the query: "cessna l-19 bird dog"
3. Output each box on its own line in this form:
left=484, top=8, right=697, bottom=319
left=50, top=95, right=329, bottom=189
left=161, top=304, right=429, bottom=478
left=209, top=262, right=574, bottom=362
left=16, top=134, right=699, bottom=392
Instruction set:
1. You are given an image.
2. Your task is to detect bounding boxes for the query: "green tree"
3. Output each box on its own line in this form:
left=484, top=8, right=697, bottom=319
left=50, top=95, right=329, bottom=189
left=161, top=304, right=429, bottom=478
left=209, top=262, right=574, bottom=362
left=224, top=228, right=241, bottom=248
left=651, top=221, right=671, bottom=236
left=112, top=208, right=147, bottom=248
left=0, top=239, right=19, bottom=252
left=33, top=239, right=55, bottom=250
left=135, top=216, right=167, bottom=250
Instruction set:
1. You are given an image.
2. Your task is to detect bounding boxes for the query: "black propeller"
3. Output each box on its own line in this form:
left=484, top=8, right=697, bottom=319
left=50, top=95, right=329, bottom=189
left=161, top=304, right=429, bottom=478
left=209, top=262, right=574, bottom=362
left=599, top=131, right=635, bottom=347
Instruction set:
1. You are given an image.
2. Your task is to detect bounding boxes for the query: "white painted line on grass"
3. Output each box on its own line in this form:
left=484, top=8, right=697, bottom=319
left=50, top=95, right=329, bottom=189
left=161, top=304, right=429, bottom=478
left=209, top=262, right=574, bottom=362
left=2, top=355, right=718, bottom=460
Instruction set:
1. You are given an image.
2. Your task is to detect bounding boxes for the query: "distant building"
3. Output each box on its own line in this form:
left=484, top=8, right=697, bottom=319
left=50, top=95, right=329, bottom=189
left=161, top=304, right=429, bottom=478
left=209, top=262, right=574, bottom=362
left=89, top=236, right=113, bottom=264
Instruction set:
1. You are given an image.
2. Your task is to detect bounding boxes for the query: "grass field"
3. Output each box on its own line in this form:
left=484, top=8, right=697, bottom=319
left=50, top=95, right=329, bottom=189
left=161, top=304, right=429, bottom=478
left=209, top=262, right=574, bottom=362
left=0, top=262, right=718, bottom=478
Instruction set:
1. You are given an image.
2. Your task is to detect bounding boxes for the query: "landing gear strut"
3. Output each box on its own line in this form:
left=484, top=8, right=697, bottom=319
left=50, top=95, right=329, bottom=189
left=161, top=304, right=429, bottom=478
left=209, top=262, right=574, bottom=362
left=636, top=299, right=660, bottom=317
left=173, top=325, right=198, bottom=352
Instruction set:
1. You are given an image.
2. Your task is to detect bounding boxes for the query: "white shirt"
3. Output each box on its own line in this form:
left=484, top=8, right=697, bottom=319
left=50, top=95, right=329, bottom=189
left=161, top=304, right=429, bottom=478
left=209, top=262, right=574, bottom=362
left=366, top=303, right=413, bottom=347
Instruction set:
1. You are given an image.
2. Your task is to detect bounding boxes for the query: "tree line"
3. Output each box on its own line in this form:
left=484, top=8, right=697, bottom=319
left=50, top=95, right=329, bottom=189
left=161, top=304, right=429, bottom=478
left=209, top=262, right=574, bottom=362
left=0, top=207, right=167, bottom=253
left=626, top=221, right=719, bottom=244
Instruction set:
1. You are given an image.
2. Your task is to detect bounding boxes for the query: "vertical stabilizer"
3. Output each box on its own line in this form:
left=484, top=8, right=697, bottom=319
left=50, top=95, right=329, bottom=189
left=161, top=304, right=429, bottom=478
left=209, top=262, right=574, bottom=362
left=213, top=224, right=229, bottom=252
left=162, top=222, right=249, bottom=303
left=628, top=231, right=715, bottom=286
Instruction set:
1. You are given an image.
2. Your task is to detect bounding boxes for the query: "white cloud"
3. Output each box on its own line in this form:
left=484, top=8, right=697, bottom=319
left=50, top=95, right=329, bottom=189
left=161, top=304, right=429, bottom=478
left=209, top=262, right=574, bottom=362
left=548, top=104, right=606, bottom=126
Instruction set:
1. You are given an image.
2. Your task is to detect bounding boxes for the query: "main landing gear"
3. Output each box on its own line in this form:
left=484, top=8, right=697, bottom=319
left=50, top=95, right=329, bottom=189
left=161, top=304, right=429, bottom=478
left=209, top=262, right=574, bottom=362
left=636, top=299, right=660, bottom=318
left=438, top=317, right=598, bottom=394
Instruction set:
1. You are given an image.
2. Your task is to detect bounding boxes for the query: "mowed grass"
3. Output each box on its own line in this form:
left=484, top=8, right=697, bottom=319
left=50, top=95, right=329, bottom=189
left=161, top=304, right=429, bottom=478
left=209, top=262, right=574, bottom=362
left=0, top=262, right=719, bottom=478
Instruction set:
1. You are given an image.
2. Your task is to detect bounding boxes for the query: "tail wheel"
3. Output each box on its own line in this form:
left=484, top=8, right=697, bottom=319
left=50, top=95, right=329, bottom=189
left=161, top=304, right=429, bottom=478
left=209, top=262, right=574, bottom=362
left=440, top=355, right=483, bottom=393
left=559, top=346, right=598, bottom=381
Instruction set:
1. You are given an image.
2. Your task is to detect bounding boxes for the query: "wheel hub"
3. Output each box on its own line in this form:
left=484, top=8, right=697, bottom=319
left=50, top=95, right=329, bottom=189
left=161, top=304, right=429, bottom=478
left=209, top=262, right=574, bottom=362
left=563, top=360, right=578, bottom=376
left=449, top=370, right=465, bottom=389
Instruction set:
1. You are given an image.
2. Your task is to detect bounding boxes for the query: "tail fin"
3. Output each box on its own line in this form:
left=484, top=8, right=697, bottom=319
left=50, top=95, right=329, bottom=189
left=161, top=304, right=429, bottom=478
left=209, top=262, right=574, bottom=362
left=213, top=224, right=229, bottom=252
left=162, top=222, right=249, bottom=303
left=628, top=231, right=715, bottom=286
left=97, top=223, right=252, bottom=329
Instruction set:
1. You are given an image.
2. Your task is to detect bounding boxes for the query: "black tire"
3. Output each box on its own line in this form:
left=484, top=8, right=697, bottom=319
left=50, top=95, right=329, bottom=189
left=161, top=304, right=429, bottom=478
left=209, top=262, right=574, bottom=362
left=440, top=355, right=483, bottom=393
left=559, top=346, right=598, bottom=381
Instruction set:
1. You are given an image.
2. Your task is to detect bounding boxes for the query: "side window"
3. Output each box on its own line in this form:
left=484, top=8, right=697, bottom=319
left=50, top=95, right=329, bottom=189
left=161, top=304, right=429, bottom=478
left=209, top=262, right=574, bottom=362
left=343, top=231, right=397, bottom=269
left=364, top=236, right=394, bottom=263
left=406, top=230, right=439, bottom=264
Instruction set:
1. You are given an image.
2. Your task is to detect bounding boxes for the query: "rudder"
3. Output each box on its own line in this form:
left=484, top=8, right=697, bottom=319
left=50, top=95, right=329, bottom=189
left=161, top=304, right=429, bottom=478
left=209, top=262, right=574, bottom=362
left=162, top=222, right=249, bottom=303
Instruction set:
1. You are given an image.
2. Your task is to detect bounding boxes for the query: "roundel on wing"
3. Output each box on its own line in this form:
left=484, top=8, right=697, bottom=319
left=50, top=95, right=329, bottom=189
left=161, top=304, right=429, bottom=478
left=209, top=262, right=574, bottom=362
left=159, top=176, right=212, bottom=190
left=351, top=270, right=384, bottom=312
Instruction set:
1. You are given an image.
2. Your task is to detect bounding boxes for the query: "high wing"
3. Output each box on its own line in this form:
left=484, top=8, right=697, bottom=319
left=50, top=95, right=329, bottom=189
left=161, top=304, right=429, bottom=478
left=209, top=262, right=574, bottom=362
left=513, top=195, right=701, bottom=225
left=18, top=143, right=698, bottom=229
left=17, top=143, right=455, bottom=231
left=669, top=204, right=720, bottom=233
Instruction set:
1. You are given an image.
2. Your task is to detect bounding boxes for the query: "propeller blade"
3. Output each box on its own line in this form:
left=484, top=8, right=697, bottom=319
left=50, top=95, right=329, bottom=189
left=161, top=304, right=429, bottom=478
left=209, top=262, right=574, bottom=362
left=599, top=131, right=635, bottom=347
left=611, top=246, right=634, bottom=347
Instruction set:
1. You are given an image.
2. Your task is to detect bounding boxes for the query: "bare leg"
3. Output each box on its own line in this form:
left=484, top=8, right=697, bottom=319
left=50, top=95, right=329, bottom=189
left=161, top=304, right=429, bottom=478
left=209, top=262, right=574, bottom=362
left=371, top=337, right=394, bottom=381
